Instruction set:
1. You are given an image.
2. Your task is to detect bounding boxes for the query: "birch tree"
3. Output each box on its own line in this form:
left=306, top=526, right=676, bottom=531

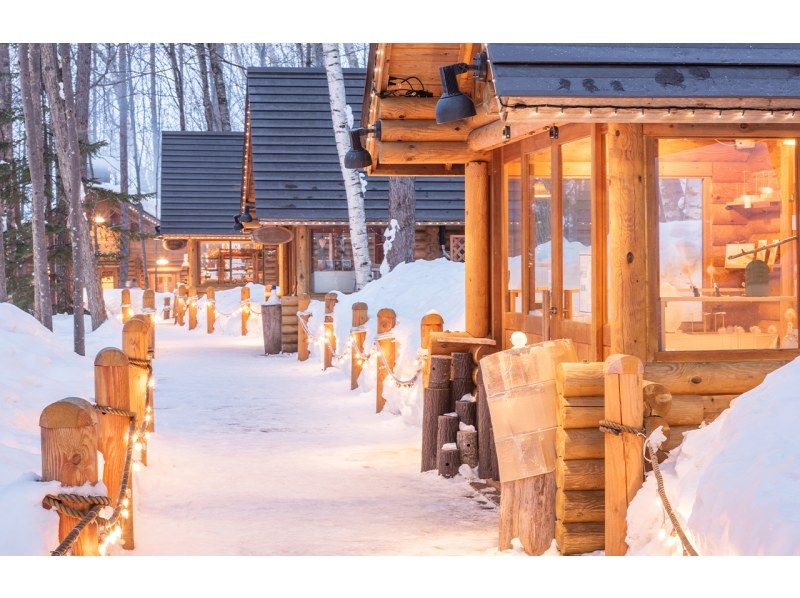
left=165, top=43, right=186, bottom=130
left=208, top=44, right=230, bottom=131
left=386, top=177, right=416, bottom=269
left=18, top=44, right=53, bottom=329
left=0, top=43, right=10, bottom=302
left=322, top=43, right=372, bottom=289
left=115, top=43, right=130, bottom=285
left=194, top=43, right=214, bottom=130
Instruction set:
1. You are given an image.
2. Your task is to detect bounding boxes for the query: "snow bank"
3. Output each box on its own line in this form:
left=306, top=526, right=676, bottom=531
left=627, top=357, right=800, bottom=555
left=0, top=304, right=95, bottom=555
left=306, top=259, right=465, bottom=423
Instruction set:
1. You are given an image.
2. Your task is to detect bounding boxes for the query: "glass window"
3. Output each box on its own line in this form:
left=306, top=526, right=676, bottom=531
left=527, top=149, right=552, bottom=314
left=561, top=138, right=593, bottom=322
left=200, top=242, right=256, bottom=284
left=505, top=159, right=523, bottom=312
left=657, top=137, right=798, bottom=351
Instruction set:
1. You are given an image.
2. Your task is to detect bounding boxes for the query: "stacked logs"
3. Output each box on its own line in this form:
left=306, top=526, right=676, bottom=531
left=280, top=294, right=299, bottom=353
left=422, top=352, right=479, bottom=478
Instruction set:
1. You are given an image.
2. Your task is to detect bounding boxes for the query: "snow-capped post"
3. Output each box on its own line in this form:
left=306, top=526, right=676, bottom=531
left=39, top=397, right=100, bottom=556
left=419, top=312, right=444, bottom=388
left=323, top=292, right=338, bottom=370
left=322, top=43, right=373, bottom=290
left=95, top=348, right=135, bottom=549
left=206, top=287, right=216, bottom=334
left=241, top=286, right=251, bottom=336
left=457, top=429, right=479, bottom=469
left=163, top=296, right=171, bottom=321
left=421, top=355, right=452, bottom=472
left=121, top=288, right=133, bottom=324
left=176, top=285, right=188, bottom=327
left=297, top=294, right=312, bottom=362
left=132, top=315, right=155, bottom=437
left=187, top=287, right=198, bottom=331
left=375, top=308, right=397, bottom=413
left=123, top=318, right=150, bottom=466
left=350, top=302, right=369, bottom=390
left=455, top=397, right=476, bottom=427
left=142, top=288, right=155, bottom=313
left=450, top=353, right=474, bottom=412
left=603, top=354, right=644, bottom=556
left=261, top=288, right=282, bottom=355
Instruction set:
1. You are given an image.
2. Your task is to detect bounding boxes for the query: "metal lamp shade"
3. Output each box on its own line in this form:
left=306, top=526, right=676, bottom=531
left=344, top=130, right=372, bottom=169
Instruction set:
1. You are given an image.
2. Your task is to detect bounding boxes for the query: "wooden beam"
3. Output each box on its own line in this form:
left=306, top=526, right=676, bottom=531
left=607, top=124, right=648, bottom=359
left=467, top=118, right=543, bottom=152
left=379, top=97, right=438, bottom=120
left=644, top=360, right=789, bottom=395
left=369, top=163, right=465, bottom=177
left=380, top=119, right=470, bottom=142
left=465, top=161, right=491, bottom=338
left=379, top=141, right=487, bottom=165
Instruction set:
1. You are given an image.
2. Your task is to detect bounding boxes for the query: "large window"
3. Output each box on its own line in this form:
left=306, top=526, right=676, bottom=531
left=657, top=137, right=798, bottom=351
left=527, top=149, right=551, bottom=315
left=311, top=227, right=383, bottom=293
left=200, top=242, right=257, bottom=284
left=505, top=159, right=523, bottom=312
left=561, top=138, right=592, bottom=322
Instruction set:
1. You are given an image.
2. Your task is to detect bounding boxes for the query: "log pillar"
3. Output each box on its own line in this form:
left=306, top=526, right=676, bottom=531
left=39, top=397, right=100, bottom=556
left=465, top=161, right=491, bottom=338
left=295, top=225, right=310, bottom=296
left=607, top=124, right=647, bottom=360
left=187, top=240, right=200, bottom=289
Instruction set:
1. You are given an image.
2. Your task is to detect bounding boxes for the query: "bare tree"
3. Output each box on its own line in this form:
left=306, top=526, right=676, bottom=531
left=386, top=177, right=416, bottom=269
left=0, top=43, right=10, bottom=302
left=322, top=43, right=372, bottom=290
left=42, top=43, right=89, bottom=354
left=194, top=43, right=214, bottom=130
left=75, top=44, right=92, bottom=178
left=208, top=44, right=230, bottom=131
left=18, top=44, right=53, bottom=329
left=165, top=43, right=186, bottom=130
left=115, top=43, right=130, bottom=285
left=148, top=43, right=160, bottom=193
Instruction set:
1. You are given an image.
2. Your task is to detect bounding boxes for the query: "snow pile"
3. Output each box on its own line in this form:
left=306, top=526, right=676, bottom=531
left=0, top=304, right=94, bottom=555
left=627, top=357, right=800, bottom=555
left=306, top=258, right=465, bottom=423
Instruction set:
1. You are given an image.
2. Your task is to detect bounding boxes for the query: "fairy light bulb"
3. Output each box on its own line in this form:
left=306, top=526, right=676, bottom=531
left=510, top=331, right=528, bottom=349
left=122, top=497, right=130, bottom=508
left=133, top=462, right=142, bottom=472
left=148, top=377, right=155, bottom=390
left=121, top=508, right=130, bottom=519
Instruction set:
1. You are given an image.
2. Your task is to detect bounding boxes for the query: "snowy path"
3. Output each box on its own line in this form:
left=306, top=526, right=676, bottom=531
left=128, top=323, right=498, bottom=555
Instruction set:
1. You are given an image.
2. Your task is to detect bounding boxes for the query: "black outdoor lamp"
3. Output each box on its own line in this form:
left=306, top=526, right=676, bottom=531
left=233, top=214, right=244, bottom=232
left=344, top=121, right=382, bottom=169
left=241, top=204, right=253, bottom=223
left=435, top=51, right=489, bottom=124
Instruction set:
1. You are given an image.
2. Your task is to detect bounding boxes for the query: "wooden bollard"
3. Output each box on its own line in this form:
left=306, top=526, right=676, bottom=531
left=123, top=318, right=150, bottom=466
left=436, top=413, right=459, bottom=475
left=187, top=287, right=198, bottom=330
left=604, top=354, right=644, bottom=556
left=455, top=397, right=476, bottom=427
left=476, top=367, right=499, bottom=481
left=457, top=429, right=479, bottom=468
left=94, top=348, right=134, bottom=549
left=420, top=312, right=444, bottom=388
left=350, top=302, right=369, bottom=390
left=450, top=352, right=474, bottom=410
left=437, top=446, right=460, bottom=478
left=323, top=292, right=338, bottom=370
left=131, top=314, right=154, bottom=435
left=120, top=288, right=133, bottom=324
left=375, top=307, right=397, bottom=412
left=261, top=292, right=282, bottom=355
left=142, top=289, right=155, bottom=313
left=421, top=355, right=452, bottom=472
left=176, top=285, right=187, bottom=326
left=162, top=296, right=171, bottom=320
left=206, top=287, right=216, bottom=334
left=241, top=286, right=251, bottom=336
left=297, top=294, right=311, bottom=362
left=40, top=397, right=100, bottom=556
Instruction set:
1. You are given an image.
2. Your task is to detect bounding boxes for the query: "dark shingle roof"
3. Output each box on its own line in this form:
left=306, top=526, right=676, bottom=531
left=159, top=132, right=244, bottom=235
left=487, top=44, right=800, bottom=100
left=247, top=67, right=463, bottom=224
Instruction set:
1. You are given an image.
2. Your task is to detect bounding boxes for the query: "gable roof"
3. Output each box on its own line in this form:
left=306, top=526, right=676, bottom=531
left=487, top=44, right=800, bottom=104
left=160, top=131, right=244, bottom=236
left=246, top=67, right=464, bottom=224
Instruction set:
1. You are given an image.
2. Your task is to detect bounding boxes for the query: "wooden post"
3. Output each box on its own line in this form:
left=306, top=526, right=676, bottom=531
left=123, top=318, right=150, bottom=466
left=205, top=287, right=215, bottom=333
left=323, top=292, right=338, bottom=370
left=162, top=296, right=171, bottom=320
left=297, top=294, right=311, bottom=362
left=455, top=397, right=476, bottom=426
left=437, top=446, right=460, bottom=478
left=603, top=353, right=644, bottom=556
left=465, top=161, right=491, bottom=338
left=261, top=300, right=282, bottom=355
left=376, top=307, right=397, bottom=412
left=607, top=124, right=648, bottom=360
left=241, top=286, right=251, bottom=336
left=120, top=288, right=133, bottom=324
left=142, top=289, right=155, bottom=313
left=351, top=302, right=369, bottom=390
left=421, top=355, right=452, bottom=472
left=176, top=285, right=187, bottom=326
left=187, top=239, right=199, bottom=289
left=39, top=397, right=100, bottom=556
left=280, top=295, right=300, bottom=353
left=450, top=352, right=474, bottom=409
left=457, top=429, right=479, bottom=468
left=94, top=348, right=134, bottom=549
left=476, top=367, right=499, bottom=480
left=187, top=287, right=198, bottom=330
left=420, top=312, right=444, bottom=387
left=295, top=225, right=310, bottom=295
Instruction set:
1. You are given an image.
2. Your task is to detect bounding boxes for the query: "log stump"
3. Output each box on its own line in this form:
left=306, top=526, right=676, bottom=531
left=457, top=429, right=479, bottom=468
left=261, top=302, right=282, bottom=355
left=455, top=397, right=476, bottom=427
left=421, top=355, right=452, bottom=472
left=437, top=446, right=460, bottom=478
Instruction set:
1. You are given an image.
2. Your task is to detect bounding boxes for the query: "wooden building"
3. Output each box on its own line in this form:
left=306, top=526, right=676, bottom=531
left=160, top=68, right=465, bottom=296
left=361, top=42, right=800, bottom=394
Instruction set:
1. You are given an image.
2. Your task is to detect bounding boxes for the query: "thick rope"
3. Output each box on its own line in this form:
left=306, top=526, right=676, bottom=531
left=599, top=419, right=699, bottom=556
left=49, top=506, right=104, bottom=556
left=127, top=357, right=152, bottom=374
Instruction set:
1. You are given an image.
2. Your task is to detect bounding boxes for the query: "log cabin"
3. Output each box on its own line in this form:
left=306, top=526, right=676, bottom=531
left=360, top=43, right=800, bottom=422
left=159, top=68, right=466, bottom=296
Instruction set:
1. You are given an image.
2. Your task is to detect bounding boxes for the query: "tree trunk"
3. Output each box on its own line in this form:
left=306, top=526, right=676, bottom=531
left=116, top=43, right=130, bottom=286
left=19, top=44, right=54, bottom=329
left=386, top=176, right=416, bottom=270
left=75, top=44, right=91, bottom=179
left=207, top=44, right=230, bottom=131
left=322, top=43, right=373, bottom=290
left=0, top=43, right=10, bottom=302
left=41, top=44, right=87, bottom=355
left=149, top=44, right=160, bottom=194
left=343, top=43, right=360, bottom=68
left=165, top=43, right=186, bottom=131
left=194, top=43, right=215, bottom=130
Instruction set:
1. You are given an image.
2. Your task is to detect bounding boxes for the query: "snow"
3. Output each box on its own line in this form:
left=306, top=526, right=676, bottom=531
left=627, top=356, right=800, bottom=555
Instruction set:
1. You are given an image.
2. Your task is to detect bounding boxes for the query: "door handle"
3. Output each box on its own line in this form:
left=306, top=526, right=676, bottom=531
left=549, top=306, right=558, bottom=315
